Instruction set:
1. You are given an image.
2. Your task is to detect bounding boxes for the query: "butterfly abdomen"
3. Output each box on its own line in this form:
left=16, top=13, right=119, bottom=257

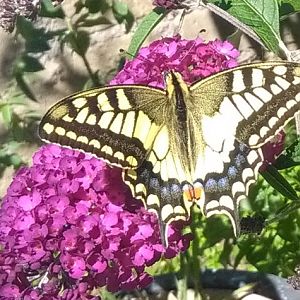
left=165, top=72, right=200, bottom=177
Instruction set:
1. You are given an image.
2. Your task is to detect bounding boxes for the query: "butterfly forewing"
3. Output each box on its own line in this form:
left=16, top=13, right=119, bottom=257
left=191, top=61, right=300, bottom=149
left=39, top=86, right=167, bottom=169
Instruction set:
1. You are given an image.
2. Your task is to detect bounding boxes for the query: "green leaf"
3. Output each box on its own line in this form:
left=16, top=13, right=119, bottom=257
left=275, top=139, right=300, bottom=169
left=127, top=7, right=166, bottom=58
left=112, top=1, right=134, bottom=32
left=112, top=0, right=128, bottom=16
left=16, top=17, right=44, bottom=40
left=25, top=38, right=50, bottom=53
left=14, top=74, right=37, bottom=101
left=9, top=154, right=23, bottom=168
left=203, top=217, right=232, bottom=247
left=14, top=55, right=44, bottom=73
left=219, top=0, right=281, bottom=54
left=260, top=164, right=298, bottom=201
left=1, top=104, right=12, bottom=128
left=85, top=0, right=109, bottom=14
left=280, top=0, right=300, bottom=16
left=65, top=30, right=90, bottom=56
left=39, top=0, right=65, bottom=18
left=77, top=16, right=112, bottom=27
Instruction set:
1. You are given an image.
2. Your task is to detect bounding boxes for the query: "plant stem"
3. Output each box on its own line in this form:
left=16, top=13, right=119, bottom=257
left=81, top=53, right=100, bottom=86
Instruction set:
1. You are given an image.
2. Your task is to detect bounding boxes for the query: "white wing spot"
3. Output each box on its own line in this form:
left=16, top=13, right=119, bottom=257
left=273, top=65, right=287, bottom=75
left=270, top=84, right=283, bottom=95
left=292, top=76, right=300, bottom=85
left=98, top=93, right=113, bottom=111
left=174, top=206, right=186, bottom=215
left=109, top=113, right=123, bottom=134
left=86, top=114, right=97, bottom=125
left=232, top=70, right=246, bottom=92
left=219, top=195, right=234, bottom=210
left=66, top=131, right=77, bottom=140
left=232, top=181, right=245, bottom=196
left=161, top=204, right=174, bottom=222
left=126, top=156, right=138, bottom=167
left=121, top=111, right=135, bottom=137
left=248, top=134, right=260, bottom=146
left=259, top=126, right=269, bottom=138
left=242, top=168, right=254, bottom=182
left=205, top=200, right=219, bottom=211
left=117, top=89, right=132, bottom=110
left=101, top=145, right=113, bottom=156
left=286, top=99, right=297, bottom=109
left=147, top=194, right=160, bottom=206
left=62, top=114, right=73, bottom=123
left=113, top=151, right=125, bottom=161
left=77, top=136, right=89, bottom=144
left=251, top=69, right=264, bottom=87
left=133, top=111, right=151, bottom=143
left=268, top=116, right=278, bottom=128
left=247, top=150, right=259, bottom=165
left=277, top=107, right=287, bottom=118
left=153, top=127, right=169, bottom=159
left=97, top=93, right=109, bottom=106
left=55, top=126, right=66, bottom=136
left=72, top=97, right=87, bottom=109
left=136, top=183, right=146, bottom=195
left=275, top=76, right=291, bottom=90
left=43, top=123, right=54, bottom=134
left=75, top=107, right=89, bottom=123
left=244, top=92, right=264, bottom=111
left=89, top=139, right=100, bottom=149
left=253, top=87, right=272, bottom=103
left=99, top=111, right=114, bottom=129
left=232, top=94, right=254, bottom=119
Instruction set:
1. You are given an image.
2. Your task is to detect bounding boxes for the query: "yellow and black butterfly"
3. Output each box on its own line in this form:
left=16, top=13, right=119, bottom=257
left=39, top=61, right=300, bottom=245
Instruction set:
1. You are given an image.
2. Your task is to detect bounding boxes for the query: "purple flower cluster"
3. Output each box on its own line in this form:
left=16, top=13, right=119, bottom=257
left=153, top=0, right=188, bottom=9
left=0, top=0, right=64, bottom=32
left=0, top=145, right=191, bottom=298
left=111, top=35, right=239, bottom=87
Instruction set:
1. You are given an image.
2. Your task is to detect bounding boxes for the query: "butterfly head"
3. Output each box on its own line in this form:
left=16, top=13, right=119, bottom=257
left=164, top=71, right=190, bottom=100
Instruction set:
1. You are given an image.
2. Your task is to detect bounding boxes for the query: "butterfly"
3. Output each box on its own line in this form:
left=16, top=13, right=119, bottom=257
left=39, top=61, right=300, bottom=246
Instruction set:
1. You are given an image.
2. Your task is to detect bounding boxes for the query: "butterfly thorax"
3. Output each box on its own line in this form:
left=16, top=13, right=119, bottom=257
left=165, top=71, right=200, bottom=178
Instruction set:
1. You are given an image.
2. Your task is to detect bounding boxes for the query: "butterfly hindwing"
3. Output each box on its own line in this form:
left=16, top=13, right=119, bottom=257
left=39, top=86, right=167, bottom=169
left=124, top=125, right=193, bottom=221
left=198, top=140, right=263, bottom=236
left=124, top=139, right=194, bottom=244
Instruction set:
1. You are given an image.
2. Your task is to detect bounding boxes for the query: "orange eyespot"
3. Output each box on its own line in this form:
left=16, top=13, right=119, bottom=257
left=193, top=185, right=203, bottom=200
left=183, top=183, right=204, bottom=202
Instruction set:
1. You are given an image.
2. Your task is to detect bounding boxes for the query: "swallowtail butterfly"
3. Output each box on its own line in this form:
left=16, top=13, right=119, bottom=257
left=39, top=61, right=300, bottom=245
